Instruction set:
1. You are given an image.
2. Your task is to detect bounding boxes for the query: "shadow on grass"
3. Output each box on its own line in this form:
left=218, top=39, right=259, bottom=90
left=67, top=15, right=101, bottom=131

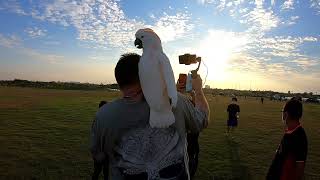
left=210, top=136, right=251, bottom=180
left=228, top=136, right=251, bottom=180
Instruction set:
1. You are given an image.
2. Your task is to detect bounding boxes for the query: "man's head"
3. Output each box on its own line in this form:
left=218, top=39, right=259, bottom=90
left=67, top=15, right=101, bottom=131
left=232, top=97, right=238, bottom=102
left=115, top=53, right=142, bottom=99
left=282, top=99, right=303, bottom=122
left=115, top=53, right=140, bottom=89
left=291, top=96, right=302, bottom=102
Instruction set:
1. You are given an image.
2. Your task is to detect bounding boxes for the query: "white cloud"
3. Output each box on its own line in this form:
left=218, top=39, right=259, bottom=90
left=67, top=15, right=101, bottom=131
left=226, top=2, right=233, bottom=7
left=291, top=57, right=319, bottom=69
left=233, top=0, right=244, bottom=6
left=285, top=15, right=299, bottom=25
left=0, top=33, right=63, bottom=63
left=241, top=7, right=280, bottom=34
left=216, top=0, right=226, bottom=11
left=25, top=27, right=47, bottom=38
left=255, top=36, right=319, bottom=58
left=7, top=0, right=194, bottom=51
left=0, top=0, right=27, bottom=15
left=150, top=14, right=156, bottom=19
left=239, top=8, right=249, bottom=13
left=213, top=0, right=246, bottom=12
left=21, top=48, right=64, bottom=64
left=303, top=36, right=318, bottom=41
left=194, top=28, right=319, bottom=83
left=255, top=0, right=265, bottom=8
left=226, top=51, right=319, bottom=92
left=291, top=15, right=299, bottom=21
left=202, top=0, right=280, bottom=34
left=310, top=0, right=320, bottom=13
left=281, top=0, right=294, bottom=10
left=152, top=12, right=194, bottom=42
left=38, top=0, right=144, bottom=50
left=197, top=0, right=214, bottom=4
left=0, top=34, right=21, bottom=48
left=228, top=52, right=289, bottom=76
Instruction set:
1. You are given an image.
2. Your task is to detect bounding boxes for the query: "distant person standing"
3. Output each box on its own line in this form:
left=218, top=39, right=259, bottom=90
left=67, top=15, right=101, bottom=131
left=226, top=97, right=240, bottom=135
left=267, top=99, right=308, bottom=180
left=261, top=97, right=264, bottom=104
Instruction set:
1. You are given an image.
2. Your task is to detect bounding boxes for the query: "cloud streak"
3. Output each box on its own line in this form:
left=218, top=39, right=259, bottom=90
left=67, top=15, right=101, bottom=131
left=152, top=12, right=194, bottom=42
left=0, top=34, right=21, bottom=48
left=0, top=33, right=63, bottom=64
left=310, top=0, right=320, bottom=13
left=5, top=0, right=194, bottom=51
left=25, top=27, right=47, bottom=38
left=281, top=0, right=295, bottom=10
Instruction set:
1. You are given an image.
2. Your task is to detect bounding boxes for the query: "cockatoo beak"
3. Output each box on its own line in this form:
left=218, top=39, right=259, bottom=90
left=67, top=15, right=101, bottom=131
left=134, top=38, right=143, bottom=49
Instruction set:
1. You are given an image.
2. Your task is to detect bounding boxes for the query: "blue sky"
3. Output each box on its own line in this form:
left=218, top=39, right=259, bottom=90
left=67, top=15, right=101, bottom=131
left=0, top=0, right=319, bottom=93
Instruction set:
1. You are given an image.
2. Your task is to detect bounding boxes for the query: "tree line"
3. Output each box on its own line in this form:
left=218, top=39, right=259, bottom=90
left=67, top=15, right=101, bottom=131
left=0, top=79, right=119, bottom=91
left=1, top=79, right=318, bottom=100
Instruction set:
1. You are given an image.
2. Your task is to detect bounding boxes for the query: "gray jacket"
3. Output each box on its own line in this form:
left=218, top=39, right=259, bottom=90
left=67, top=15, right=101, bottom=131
left=90, top=93, right=208, bottom=179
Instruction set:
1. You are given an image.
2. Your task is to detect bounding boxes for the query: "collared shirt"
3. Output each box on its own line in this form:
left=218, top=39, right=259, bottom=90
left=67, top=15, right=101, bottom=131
left=90, top=93, right=208, bottom=180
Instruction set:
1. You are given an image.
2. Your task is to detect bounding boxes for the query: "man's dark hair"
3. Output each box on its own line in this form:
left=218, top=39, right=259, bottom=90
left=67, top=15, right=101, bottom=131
left=115, top=53, right=141, bottom=89
left=232, top=97, right=237, bottom=102
left=291, top=96, right=302, bottom=102
left=284, top=99, right=303, bottom=120
left=99, top=100, right=107, bottom=108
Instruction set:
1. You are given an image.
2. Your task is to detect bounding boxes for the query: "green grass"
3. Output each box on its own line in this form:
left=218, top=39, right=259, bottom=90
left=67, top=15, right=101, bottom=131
left=0, top=87, right=319, bottom=180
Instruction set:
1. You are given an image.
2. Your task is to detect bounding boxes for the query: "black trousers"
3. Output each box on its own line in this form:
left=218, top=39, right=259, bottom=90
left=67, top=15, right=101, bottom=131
left=187, top=132, right=200, bottom=179
left=92, top=160, right=109, bottom=180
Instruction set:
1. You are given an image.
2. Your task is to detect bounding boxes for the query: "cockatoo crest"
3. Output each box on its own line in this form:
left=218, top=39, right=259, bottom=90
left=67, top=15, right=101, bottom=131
left=135, top=28, right=162, bottom=51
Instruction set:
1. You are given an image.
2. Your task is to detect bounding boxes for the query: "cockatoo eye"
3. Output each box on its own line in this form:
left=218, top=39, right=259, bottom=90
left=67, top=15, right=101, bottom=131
left=141, top=36, right=144, bottom=38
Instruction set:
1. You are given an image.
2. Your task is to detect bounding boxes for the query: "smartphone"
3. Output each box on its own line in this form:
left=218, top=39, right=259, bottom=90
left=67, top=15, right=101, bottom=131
left=186, top=73, right=193, bottom=92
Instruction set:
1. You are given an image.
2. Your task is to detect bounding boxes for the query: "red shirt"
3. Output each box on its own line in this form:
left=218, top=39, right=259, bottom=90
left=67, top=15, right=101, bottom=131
left=267, top=124, right=308, bottom=180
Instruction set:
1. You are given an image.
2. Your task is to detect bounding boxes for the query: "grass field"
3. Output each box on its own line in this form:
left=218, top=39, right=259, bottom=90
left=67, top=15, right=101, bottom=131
left=0, top=87, right=319, bottom=180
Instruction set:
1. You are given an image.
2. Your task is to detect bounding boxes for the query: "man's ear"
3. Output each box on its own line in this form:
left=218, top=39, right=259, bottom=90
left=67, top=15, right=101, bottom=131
left=283, top=112, right=288, bottom=121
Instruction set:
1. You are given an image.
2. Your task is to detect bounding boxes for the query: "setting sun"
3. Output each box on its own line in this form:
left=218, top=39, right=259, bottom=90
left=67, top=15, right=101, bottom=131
left=196, top=30, right=249, bottom=84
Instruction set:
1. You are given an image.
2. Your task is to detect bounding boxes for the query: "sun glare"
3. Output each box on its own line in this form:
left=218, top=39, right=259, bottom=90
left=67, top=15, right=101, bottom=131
left=197, top=30, right=248, bottom=82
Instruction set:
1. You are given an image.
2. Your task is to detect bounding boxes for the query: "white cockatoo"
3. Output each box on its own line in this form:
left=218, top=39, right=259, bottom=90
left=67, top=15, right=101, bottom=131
left=134, top=28, right=178, bottom=128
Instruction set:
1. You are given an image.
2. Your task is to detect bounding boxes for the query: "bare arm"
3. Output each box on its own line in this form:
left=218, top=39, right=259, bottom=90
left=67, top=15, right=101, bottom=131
left=90, top=116, right=106, bottom=162
left=90, top=117, right=99, bottom=156
left=192, top=75, right=210, bottom=126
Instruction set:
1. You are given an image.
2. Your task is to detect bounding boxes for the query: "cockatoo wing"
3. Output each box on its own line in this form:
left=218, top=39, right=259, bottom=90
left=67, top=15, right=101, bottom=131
left=149, top=108, right=175, bottom=128
left=158, top=52, right=178, bottom=108
left=139, top=51, right=175, bottom=128
left=139, top=52, right=163, bottom=110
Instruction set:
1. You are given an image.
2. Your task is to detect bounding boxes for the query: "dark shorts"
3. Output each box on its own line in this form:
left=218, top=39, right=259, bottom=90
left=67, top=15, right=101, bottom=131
left=227, top=119, right=238, bottom=127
